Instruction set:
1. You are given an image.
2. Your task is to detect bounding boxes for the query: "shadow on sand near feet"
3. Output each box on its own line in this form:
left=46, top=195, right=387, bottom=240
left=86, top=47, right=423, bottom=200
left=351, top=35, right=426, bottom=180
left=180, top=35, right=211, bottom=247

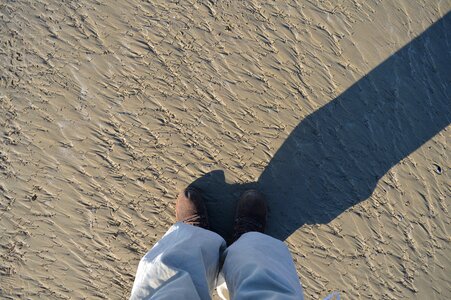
left=190, top=13, right=450, bottom=241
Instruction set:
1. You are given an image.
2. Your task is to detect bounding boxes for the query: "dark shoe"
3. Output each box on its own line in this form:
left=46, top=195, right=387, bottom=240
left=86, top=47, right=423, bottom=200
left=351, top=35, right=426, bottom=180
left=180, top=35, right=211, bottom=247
left=176, top=186, right=210, bottom=229
left=231, top=189, right=267, bottom=243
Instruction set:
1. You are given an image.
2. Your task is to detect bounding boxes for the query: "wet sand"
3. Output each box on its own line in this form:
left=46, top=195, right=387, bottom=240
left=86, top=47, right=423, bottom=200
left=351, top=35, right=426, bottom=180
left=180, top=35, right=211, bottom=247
left=1, top=1, right=450, bottom=299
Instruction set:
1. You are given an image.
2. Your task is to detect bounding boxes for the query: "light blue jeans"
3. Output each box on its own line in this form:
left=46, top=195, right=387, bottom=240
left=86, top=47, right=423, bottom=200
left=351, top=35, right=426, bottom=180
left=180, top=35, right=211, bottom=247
left=130, top=222, right=304, bottom=300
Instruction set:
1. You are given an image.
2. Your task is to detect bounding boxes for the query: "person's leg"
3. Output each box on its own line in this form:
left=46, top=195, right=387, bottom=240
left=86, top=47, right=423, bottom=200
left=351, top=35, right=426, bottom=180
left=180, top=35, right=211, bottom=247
left=130, top=222, right=226, bottom=300
left=221, top=190, right=304, bottom=300
left=130, top=187, right=226, bottom=300
left=222, top=232, right=304, bottom=300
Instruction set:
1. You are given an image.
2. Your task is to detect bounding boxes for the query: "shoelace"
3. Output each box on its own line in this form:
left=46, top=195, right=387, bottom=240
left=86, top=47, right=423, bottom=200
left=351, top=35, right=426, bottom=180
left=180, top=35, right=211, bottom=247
left=183, top=214, right=209, bottom=229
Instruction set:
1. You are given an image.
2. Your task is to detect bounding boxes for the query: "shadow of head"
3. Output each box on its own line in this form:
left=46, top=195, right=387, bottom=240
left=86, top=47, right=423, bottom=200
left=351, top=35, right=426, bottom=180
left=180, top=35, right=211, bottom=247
left=188, top=170, right=257, bottom=240
left=189, top=13, right=450, bottom=241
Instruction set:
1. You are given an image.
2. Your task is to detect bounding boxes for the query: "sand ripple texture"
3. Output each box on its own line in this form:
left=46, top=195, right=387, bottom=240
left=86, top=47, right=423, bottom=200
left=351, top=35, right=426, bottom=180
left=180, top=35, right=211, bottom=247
left=0, top=1, right=450, bottom=299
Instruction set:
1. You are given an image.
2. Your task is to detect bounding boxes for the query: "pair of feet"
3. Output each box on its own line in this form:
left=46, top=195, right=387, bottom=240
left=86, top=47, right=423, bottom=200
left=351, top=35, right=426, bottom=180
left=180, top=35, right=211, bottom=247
left=176, top=186, right=267, bottom=243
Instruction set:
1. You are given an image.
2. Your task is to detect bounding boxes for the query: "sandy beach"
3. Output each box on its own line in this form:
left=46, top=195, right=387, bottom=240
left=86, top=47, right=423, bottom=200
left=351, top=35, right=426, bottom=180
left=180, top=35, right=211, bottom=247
left=1, top=0, right=450, bottom=299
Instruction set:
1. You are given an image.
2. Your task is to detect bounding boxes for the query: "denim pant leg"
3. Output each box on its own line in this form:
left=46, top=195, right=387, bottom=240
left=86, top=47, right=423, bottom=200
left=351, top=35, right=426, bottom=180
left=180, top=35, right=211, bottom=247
left=221, top=232, right=304, bottom=300
left=130, top=223, right=227, bottom=300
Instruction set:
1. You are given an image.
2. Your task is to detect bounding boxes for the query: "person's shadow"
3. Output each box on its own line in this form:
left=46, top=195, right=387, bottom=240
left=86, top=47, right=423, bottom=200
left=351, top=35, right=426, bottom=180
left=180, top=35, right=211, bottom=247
left=190, top=12, right=450, bottom=241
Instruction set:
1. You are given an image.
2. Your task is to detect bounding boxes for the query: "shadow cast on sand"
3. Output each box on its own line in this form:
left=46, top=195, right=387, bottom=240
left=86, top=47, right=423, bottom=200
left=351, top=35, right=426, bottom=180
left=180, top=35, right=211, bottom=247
left=191, top=13, right=450, bottom=241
